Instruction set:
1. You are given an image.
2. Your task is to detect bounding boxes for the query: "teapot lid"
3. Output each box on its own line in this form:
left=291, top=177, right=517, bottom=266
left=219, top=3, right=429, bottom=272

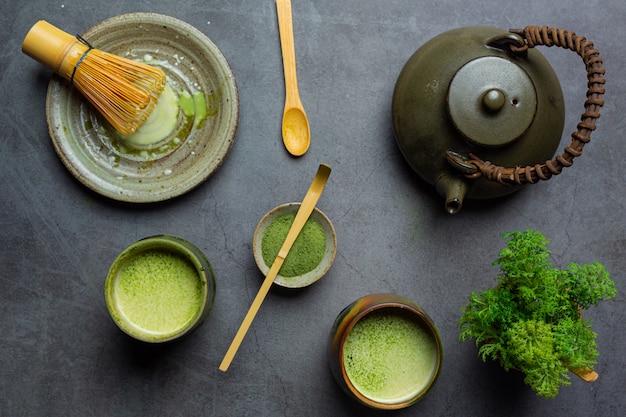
left=447, top=56, right=537, bottom=147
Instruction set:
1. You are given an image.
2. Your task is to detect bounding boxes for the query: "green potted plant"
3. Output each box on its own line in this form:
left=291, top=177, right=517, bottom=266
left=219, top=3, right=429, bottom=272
left=458, top=229, right=617, bottom=398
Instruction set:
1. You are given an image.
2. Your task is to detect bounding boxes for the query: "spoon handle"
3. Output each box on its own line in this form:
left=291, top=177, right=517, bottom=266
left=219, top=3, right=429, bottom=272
left=276, top=0, right=300, bottom=106
left=219, top=164, right=332, bottom=372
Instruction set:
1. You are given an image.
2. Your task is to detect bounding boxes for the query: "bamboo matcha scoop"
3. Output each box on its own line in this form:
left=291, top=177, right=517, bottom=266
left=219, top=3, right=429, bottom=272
left=219, top=163, right=331, bottom=371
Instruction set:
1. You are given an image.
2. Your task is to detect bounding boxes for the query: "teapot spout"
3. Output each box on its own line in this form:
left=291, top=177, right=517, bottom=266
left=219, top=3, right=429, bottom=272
left=435, top=174, right=468, bottom=214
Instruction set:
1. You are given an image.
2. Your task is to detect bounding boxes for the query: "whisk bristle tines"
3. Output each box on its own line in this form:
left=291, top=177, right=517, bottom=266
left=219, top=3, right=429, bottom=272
left=72, top=49, right=166, bottom=135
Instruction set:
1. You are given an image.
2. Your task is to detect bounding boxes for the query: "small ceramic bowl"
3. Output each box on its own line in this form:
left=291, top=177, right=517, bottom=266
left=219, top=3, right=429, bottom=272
left=328, top=293, right=443, bottom=410
left=104, top=235, right=215, bottom=343
left=252, top=202, right=337, bottom=288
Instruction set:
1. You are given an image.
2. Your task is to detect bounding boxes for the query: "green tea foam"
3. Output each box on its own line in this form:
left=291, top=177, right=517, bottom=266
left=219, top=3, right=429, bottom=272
left=114, top=250, right=202, bottom=334
left=343, top=309, right=438, bottom=404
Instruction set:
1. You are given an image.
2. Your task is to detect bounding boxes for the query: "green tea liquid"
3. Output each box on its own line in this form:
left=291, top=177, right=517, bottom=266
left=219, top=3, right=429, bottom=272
left=343, top=309, right=438, bottom=404
left=114, top=250, right=202, bottom=334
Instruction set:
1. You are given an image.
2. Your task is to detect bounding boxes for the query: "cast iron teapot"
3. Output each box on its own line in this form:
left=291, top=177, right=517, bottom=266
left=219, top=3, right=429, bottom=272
left=392, top=26, right=605, bottom=214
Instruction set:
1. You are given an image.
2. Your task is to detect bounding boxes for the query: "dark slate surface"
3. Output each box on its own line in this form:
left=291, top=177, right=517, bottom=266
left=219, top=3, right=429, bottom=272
left=1, top=1, right=624, bottom=416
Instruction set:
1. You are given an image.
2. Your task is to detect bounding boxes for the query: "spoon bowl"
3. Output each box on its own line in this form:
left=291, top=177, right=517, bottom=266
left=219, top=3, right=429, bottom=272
left=276, top=0, right=310, bottom=156
left=282, top=107, right=310, bottom=156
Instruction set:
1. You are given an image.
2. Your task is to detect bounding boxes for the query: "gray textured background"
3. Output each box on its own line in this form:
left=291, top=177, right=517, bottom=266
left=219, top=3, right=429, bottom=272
left=1, top=0, right=624, bottom=416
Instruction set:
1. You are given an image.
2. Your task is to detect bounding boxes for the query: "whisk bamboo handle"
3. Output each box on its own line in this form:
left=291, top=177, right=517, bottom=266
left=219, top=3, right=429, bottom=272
left=22, top=20, right=90, bottom=82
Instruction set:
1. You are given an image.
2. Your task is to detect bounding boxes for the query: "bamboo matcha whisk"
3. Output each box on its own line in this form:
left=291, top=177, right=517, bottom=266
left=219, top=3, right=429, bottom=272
left=22, top=20, right=166, bottom=136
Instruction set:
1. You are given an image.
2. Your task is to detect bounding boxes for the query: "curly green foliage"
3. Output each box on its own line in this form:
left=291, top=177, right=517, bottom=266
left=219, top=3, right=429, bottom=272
left=494, top=230, right=551, bottom=284
left=564, top=262, right=618, bottom=310
left=458, top=229, right=617, bottom=398
left=553, top=316, right=598, bottom=371
left=459, top=286, right=520, bottom=360
left=504, top=320, right=570, bottom=399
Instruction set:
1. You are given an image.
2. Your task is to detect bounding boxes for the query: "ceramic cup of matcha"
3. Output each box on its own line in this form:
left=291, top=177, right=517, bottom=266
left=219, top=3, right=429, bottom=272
left=328, top=293, right=443, bottom=410
left=105, top=235, right=215, bottom=343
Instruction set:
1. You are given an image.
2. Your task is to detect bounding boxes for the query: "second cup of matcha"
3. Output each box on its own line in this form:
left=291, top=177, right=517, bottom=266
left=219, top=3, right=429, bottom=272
left=328, top=293, right=443, bottom=410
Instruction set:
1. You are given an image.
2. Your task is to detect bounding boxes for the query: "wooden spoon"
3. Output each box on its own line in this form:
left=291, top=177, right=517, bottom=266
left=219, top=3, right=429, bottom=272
left=276, top=0, right=310, bottom=156
left=219, top=163, right=331, bottom=371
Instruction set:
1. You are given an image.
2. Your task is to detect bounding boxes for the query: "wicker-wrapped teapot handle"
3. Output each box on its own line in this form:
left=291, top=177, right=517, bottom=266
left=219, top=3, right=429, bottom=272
left=464, top=26, right=605, bottom=186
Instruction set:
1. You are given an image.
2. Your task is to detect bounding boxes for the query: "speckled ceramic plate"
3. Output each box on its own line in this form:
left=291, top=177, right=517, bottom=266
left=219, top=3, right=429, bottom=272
left=46, top=13, right=239, bottom=202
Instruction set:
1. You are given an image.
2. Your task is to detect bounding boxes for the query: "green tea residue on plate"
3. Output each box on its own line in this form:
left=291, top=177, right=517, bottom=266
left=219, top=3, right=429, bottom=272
left=261, top=213, right=326, bottom=277
left=179, top=89, right=217, bottom=128
left=114, top=250, right=203, bottom=334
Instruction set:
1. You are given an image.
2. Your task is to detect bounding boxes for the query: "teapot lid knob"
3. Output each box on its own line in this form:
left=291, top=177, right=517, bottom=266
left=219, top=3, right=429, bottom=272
left=482, top=89, right=506, bottom=112
left=447, top=56, right=537, bottom=147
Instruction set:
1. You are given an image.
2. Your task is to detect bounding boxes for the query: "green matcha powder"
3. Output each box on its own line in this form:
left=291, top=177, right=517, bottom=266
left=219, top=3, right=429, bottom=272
left=261, top=213, right=326, bottom=277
